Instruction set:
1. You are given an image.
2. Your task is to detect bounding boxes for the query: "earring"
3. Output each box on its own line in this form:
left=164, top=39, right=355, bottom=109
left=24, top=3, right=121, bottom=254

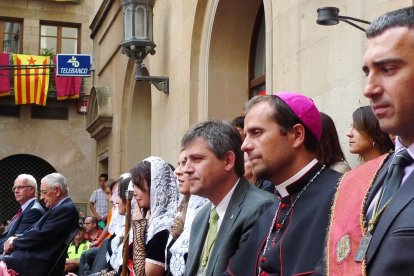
left=372, top=141, right=376, bottom=147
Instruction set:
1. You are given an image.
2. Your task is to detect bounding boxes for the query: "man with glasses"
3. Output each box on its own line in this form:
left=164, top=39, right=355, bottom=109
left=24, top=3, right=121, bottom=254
left=84, top=216, right=102, bottom=244
left=0, top=172, right=78, bottom=276
left=0, top=174, right=44, bottom=251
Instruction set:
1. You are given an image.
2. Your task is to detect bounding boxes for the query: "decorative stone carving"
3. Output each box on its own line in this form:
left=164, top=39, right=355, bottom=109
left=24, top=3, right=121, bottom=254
left=86, top=86, right=113, bottom=140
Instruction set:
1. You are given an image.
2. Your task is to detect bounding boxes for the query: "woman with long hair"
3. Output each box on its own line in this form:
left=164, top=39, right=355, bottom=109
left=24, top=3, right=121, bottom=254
left=68, top=175, right=133, bottom=276
left=347, top=106, right=394, bottom=163
left=130, top=156, right=180, bottom=276
left=165, top=150, right=208, bottom=276
left=316, top=112, right=350, bottom=173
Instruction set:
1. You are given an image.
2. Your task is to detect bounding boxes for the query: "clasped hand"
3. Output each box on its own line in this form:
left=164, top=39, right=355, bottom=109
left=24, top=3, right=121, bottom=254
left=3, top=237, right=17, bottom=254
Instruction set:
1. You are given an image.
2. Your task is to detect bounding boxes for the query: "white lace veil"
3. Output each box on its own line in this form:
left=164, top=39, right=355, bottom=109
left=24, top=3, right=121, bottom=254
left=169, top=195, right=208, bottom=276
left=145, top=156, right=180, bottom=243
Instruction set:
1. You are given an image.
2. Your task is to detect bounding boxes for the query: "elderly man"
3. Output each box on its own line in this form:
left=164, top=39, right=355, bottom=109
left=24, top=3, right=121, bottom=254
left=225, top=93, right=340, bottom=275
left=182, top=120, right=276, bottom=276
left=320, top=7, right=414, bottom=275
left=0, top=172, right=79, bottom=276
left=0, top=174, right=44, bottom=250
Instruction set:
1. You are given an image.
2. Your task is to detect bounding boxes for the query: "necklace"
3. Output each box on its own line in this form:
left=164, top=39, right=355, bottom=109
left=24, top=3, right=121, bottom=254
left=257, top=165, right=325, bottom=276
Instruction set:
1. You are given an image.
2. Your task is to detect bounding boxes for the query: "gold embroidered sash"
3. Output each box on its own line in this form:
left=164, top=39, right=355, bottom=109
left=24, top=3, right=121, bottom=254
left=326, top=154, right=388, bottom=276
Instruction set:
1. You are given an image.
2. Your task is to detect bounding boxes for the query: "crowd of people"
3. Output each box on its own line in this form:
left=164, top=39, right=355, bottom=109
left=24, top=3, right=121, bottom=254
left=1, top=5, right=414, bottom=276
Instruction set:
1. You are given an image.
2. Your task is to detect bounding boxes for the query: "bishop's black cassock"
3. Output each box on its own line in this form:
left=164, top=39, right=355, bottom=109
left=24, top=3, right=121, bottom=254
left=225, top=162, right=340, bottom=276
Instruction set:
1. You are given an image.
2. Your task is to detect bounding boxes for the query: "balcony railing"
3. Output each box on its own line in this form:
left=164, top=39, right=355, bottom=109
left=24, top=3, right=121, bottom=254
left=0, top=61, right=84, bottom=101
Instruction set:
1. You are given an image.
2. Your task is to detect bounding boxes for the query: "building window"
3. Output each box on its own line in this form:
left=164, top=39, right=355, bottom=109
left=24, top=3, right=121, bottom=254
left=0, top=18, right=22, bottom=53
left=31, top=105, right=69, bottom=120
left=40, top=22, right=80, bottom=54
left=249, top=6, right=265, bottom=98
left=0, top=104, right=20, bottom=118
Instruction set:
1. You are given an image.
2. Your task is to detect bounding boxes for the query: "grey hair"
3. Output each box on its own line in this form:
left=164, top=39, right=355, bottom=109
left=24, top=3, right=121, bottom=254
left=366, top=6, right=414, bottom=38
left=16, top=174, right=37, bottom=190
left=181, top=120, right=244, bottom=177
left=41, top=172, right=69, bottom=195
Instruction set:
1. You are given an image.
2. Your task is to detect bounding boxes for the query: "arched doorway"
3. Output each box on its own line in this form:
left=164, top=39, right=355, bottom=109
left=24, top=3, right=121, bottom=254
left=0, top=154, right=56, bottom=223
left=191, top=0, right=263, bottom=122
left=121, top=58, right=152, bottom=170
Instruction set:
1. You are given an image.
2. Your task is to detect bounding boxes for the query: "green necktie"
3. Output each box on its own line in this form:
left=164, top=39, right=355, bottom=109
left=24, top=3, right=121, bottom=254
left=201, top=207, right=219, bottom=268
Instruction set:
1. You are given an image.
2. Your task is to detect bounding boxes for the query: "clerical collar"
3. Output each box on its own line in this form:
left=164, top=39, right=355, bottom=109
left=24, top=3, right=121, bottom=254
left=275, top=159, right=320, bottom=198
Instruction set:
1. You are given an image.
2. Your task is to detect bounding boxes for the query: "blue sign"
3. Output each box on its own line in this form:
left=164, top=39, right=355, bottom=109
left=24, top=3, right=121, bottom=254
left=56, top=54, right=92, bottom=77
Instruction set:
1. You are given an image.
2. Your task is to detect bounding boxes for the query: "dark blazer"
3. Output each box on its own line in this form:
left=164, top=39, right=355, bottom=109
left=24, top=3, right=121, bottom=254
left=185, top=178, right=276, bottom=276
left=1, top=197, right=78, bottom=276
left=365, top=155, right=414, bottom=275
left=0, top=199, right=45, bottom=249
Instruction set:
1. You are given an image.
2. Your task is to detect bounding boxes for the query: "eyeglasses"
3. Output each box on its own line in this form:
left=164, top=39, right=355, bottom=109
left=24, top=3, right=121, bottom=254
left=11, top=185, right=32, bottom=192
left=40, top=188, right=53, bottom=195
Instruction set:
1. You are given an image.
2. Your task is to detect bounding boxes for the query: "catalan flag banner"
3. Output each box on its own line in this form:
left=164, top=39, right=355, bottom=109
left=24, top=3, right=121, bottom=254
left=13, top=54, right=50, bottom=106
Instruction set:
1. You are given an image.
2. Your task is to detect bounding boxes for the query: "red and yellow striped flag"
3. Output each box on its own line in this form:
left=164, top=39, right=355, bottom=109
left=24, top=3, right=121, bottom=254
left=13, top=54, right=50, bottom=106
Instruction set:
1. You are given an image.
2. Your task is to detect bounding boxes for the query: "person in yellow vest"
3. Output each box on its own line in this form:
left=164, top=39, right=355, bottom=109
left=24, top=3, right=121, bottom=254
left=65, top=225, right=90, bottom=274
left=318, top=6, right=414, bottom=275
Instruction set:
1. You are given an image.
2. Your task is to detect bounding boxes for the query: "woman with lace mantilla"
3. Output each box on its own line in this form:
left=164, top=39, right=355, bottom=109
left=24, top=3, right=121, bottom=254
left=130, top=156, right=180, bottom=276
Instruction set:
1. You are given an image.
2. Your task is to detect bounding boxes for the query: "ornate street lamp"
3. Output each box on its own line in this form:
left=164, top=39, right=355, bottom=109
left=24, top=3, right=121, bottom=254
left=316, top=7, right=371, bottom=32
left=121, top=0, right=169, bottom=94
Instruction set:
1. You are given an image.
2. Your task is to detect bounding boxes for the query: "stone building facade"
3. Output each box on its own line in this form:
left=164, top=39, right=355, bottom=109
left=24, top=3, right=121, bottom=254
left=0, top=0, right=100, bottom=221
left=88, top=0, right=411, bottom=179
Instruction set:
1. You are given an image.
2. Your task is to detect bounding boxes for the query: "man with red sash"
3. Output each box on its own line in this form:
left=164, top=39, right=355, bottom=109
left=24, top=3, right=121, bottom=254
left=225, top=93, right=341, bottom=276
left=320, top=6, right=414, bottom=275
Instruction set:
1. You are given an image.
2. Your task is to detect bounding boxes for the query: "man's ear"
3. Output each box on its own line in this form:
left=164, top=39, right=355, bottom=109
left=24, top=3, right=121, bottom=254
left=55, top=186, right=61, bottom=197
left=224, top=151, right=236, bottom=172
left=291, top=124, right=306, bottom=149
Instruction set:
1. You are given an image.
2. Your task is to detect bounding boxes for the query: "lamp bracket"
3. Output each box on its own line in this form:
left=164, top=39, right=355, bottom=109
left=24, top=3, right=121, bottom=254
left=121, top=45, right=169, bottom=94
left=136, top=75, right=169, bottom=94
left=135, top=63, right=169, bottom=94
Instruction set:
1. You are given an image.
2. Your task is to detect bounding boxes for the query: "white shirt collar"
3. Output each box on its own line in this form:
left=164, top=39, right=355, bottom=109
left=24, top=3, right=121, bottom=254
left=21, top=197, right=35, bottom=211
left=394, top=137, right=414, bottom=158
left=275, top=159, right=318, bottom=198
left=213, top=178, right=240, bottom=230
left=393, top=137, right=414, bottom=185
left=52, top=196, right=69, bottom=209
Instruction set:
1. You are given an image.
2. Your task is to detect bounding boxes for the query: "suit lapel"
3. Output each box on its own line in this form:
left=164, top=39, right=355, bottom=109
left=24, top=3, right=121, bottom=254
left=4, top=200, right=36, bottom=237
left=29, top=208, right=52, bottom=231
left=366, top=169, right=414, bottom=264
left=6, top=215, right=22, bottom=236
left=365, top=156, right=392, bottom=214
left=206, top=179, right=248, bottom=275
left=187, top=203, right=210, bottom=275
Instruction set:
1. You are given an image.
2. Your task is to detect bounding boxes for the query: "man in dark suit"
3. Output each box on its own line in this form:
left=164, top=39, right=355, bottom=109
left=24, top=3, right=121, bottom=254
left=0, top=172, right=79, bottom=276
left=181, top=120, right=276, bottom=276
left=225, top=93, right=340, bottom=275
left=319, top=7, right=414, bottom=275
left=0, top=174, right=44, bottom=250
